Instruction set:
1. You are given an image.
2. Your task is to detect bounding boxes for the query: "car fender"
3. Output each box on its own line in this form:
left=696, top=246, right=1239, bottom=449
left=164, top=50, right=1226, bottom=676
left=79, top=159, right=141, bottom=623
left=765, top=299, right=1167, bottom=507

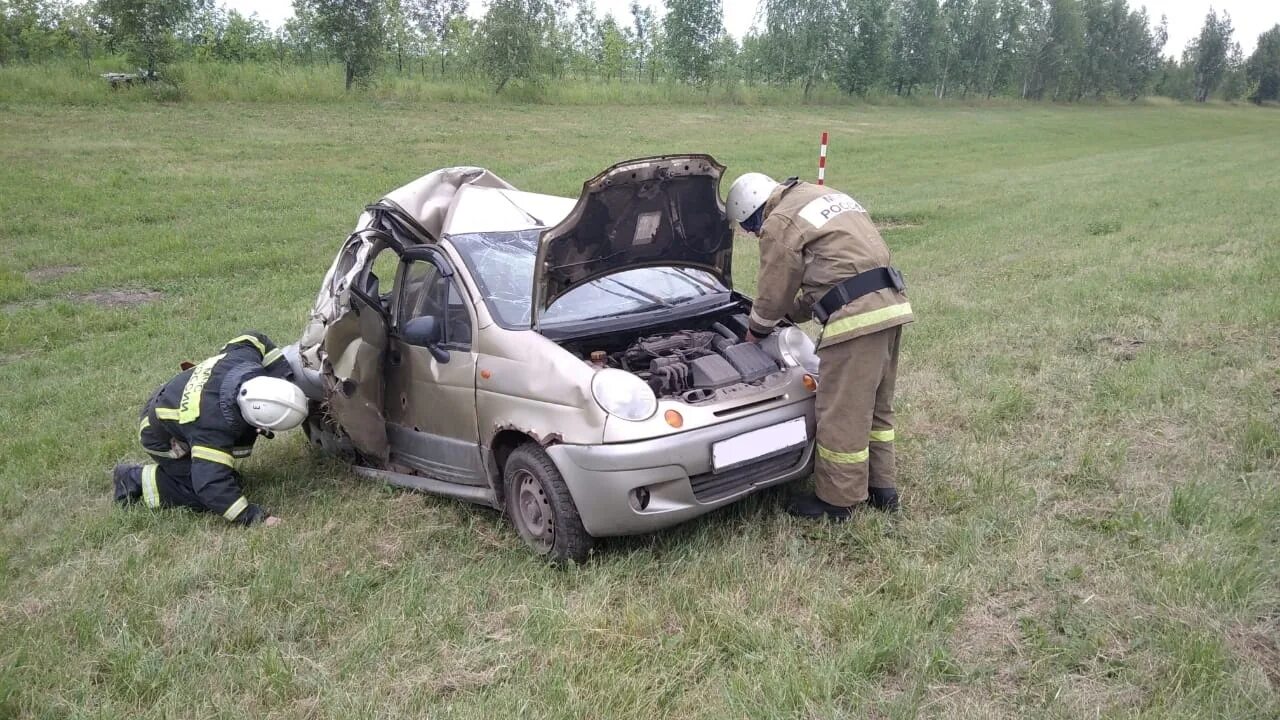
left=475, top=326, right=607, bottom=450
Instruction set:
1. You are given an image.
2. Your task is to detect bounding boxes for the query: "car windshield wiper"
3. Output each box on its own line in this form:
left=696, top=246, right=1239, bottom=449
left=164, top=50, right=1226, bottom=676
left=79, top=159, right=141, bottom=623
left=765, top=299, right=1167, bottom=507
left=596, top=302, right=670, bottom=319
left=667, top=269, right=722, bottom=295
left=601, top=276, right=673, bottom=307
left=592, top=283, right=654, bottom=305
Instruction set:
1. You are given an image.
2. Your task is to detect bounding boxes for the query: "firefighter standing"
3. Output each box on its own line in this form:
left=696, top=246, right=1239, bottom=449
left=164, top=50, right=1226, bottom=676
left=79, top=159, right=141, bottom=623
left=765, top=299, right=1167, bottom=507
left=112, top=332, right=309, bottom=526
left=726, top=173, right=914, bottom=521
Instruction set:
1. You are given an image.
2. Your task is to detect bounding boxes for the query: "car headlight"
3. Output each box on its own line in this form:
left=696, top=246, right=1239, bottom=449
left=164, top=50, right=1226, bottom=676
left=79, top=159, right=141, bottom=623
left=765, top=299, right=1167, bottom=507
left=774, top=326, right=820, bottom=375
left=591, top=369, right=658, bottom=421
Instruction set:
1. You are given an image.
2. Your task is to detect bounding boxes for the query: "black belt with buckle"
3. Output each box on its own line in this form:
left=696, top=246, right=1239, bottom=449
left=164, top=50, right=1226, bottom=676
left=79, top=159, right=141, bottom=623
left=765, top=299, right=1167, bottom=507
left=812, top=267, right=906, bottom=324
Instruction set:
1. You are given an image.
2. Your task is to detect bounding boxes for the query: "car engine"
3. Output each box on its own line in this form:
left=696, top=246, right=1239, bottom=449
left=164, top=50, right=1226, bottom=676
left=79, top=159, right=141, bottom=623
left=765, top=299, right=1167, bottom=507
left=582, top=322, right=783, bottom=402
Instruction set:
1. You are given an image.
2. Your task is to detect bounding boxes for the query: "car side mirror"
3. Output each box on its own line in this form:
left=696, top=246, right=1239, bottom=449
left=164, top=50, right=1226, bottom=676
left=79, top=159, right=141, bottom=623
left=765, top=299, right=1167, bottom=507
left=402, top=316, right=450, bottom=364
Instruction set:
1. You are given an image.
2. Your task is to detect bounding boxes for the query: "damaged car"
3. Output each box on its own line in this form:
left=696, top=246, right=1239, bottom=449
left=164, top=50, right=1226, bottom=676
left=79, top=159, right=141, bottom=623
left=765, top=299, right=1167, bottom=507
left=286, top=155, right=820, bottom=562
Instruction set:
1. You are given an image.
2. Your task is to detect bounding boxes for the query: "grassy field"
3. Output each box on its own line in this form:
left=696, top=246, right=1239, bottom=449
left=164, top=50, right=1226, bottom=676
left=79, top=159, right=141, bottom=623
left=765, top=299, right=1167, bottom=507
left=1, top=100, right=1278, bottom=718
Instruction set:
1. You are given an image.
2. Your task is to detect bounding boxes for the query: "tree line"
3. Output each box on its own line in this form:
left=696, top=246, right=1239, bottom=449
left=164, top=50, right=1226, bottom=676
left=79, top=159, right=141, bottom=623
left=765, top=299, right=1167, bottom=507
left=2, top=0, right=1279, bottom=102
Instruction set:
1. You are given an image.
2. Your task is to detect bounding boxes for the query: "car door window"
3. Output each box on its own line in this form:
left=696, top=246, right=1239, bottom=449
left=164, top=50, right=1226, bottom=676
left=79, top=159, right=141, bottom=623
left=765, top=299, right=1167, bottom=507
left=397, top=260, right=472, bottom=350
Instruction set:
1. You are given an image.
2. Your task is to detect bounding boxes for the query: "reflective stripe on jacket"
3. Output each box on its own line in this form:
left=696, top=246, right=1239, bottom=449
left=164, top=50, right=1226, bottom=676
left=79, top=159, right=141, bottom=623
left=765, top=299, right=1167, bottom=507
left=749, top=181, right=913, bottom=349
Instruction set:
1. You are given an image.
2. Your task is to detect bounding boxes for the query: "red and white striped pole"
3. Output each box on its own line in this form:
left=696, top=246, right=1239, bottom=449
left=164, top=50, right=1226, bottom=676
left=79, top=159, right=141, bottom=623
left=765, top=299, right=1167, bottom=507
left=817, top=131, right=828, bottom=185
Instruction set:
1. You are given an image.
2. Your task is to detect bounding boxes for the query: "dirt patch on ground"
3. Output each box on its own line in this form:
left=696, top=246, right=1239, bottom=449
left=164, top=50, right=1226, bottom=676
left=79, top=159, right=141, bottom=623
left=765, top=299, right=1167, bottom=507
left=0, top=352, right=31, bottom=366
left=0, top=594, right=53, bottom=624
left=1097, top=335, right=1146, bottom=361
left=1228, top=620, right=1280, bottom=690
left=71, top=289, right=163, bottom=308
left=427, top=665, right=504, bottom=696
left=6, top=288, right=164, bottom=313
left=469, top=604, right=529, bottom=644
left=952, top=592, right=1032, bottom=675
left=394, top=647, right=507, bottom=700
left=912, top=685, right=1014, bottom=719
left=24, top=265, right=80, bottom=281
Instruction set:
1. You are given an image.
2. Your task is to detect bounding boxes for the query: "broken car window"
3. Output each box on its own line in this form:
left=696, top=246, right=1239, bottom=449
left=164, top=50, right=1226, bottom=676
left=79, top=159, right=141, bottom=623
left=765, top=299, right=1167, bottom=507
left=397, top=259, right=473, bottom=349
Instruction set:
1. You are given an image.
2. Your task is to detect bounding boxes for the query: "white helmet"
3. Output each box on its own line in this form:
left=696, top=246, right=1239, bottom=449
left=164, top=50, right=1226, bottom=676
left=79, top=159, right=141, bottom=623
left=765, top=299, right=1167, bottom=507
left=237, top=376, right=308, bottom=432
left=726, top=172, right=780, bottom=223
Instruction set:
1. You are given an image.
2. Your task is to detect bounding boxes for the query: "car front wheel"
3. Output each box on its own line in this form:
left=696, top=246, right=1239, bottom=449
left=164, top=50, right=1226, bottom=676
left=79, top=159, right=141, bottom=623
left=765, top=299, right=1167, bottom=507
left=504, top=444, right=593, bottom=564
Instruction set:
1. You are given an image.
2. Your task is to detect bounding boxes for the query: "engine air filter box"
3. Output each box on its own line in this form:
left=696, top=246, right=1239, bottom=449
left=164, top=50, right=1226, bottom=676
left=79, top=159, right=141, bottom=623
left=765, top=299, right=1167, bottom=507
left=723, top=314, right=752, bottom=337
left=690, top=355, right=742, bottom=389
left=722, top=343, right=776, bottom=382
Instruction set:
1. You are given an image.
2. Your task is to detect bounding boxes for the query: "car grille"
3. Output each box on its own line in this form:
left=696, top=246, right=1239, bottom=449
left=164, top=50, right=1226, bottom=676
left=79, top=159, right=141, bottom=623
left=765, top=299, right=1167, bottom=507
left=689, top=448, right=806, bottom=503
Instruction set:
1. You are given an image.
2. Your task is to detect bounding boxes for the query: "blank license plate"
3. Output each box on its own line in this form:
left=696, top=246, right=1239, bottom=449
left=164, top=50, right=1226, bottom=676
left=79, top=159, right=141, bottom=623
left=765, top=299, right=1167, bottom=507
left=711, top=417, right=808, bottom=472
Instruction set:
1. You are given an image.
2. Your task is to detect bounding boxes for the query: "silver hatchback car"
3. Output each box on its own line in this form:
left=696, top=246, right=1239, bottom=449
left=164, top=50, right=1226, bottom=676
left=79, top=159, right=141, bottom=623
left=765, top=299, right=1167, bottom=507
left=287, top=155, right=819, bottom=562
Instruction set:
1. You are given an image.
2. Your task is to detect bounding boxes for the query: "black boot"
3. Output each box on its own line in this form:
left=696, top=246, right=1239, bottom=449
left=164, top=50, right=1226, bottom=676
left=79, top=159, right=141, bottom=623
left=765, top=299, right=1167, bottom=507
left=112, top=463, right=143, bottom=505
left=786, top=493, right=854, bottom=521
left=868, top=487, right=900, bottom=513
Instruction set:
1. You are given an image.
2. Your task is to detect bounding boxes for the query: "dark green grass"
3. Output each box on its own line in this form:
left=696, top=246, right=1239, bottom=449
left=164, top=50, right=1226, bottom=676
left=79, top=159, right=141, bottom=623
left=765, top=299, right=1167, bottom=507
left=1, top=102, right=1277, bottom=718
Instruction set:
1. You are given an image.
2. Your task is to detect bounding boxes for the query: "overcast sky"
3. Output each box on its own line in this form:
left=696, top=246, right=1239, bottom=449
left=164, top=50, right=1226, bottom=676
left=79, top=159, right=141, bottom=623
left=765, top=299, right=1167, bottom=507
left=226, top=0, right=1279, bottom=56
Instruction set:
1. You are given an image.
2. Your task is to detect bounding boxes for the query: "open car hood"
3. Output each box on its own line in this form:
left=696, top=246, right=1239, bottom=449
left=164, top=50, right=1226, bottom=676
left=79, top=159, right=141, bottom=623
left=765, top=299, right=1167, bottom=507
left=532, top=155, right=734, bottom=328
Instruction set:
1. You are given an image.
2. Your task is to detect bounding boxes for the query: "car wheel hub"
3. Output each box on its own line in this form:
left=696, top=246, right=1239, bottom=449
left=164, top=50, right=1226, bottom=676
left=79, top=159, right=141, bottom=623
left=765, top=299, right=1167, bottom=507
left=514, top=470, right=553, bottom=552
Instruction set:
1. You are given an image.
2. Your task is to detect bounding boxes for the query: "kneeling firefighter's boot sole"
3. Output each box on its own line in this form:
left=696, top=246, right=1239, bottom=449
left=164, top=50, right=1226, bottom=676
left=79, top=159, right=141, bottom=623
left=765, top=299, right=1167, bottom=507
left=113, top=463, right=143, bottom=504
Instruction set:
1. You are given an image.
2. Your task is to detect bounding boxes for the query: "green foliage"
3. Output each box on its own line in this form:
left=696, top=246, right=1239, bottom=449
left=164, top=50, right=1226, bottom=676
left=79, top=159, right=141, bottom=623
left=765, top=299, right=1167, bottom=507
left=837, top=0, right=891, bottom=96
left=405, top=0, right=467, bottom=75
left=296, top=0, right=385, bottom=90
left=1245, top=24, right=1280, bottom=103
left=184, top=2, right=276, bottom=63
left=599, top=14, right=627, bottom=82
left=1020, top=0, right=1084, bottom=100
left=629, top=0, right=657, bottom=82
left=1188, top=7, right=1234, bottom=102
left=95, top=0, right=193, bottom=77
left=1219, top=41, right=1247, bottom=101
left=1154, top=55, right=1193, bottom=100
left=0, top=60, right=876, bottom=104
left=478, top=0, right=556, bottom=93
left=1, top=0, right=66, bottom=64
left=663, top=0, right=723, bottom=85
left=383, top=0, right=418, bottom=74
left=1115, top=7, right=1166, bottom=99
left=0, top=0, right=1273, bottom=104
left=951, top=0, right=1001, bottom=97
left=889, top=0, right=939, bottom=95
left=1071, top=0, right=1165, bottom=99
left=759, top=0, right=840, bottom=97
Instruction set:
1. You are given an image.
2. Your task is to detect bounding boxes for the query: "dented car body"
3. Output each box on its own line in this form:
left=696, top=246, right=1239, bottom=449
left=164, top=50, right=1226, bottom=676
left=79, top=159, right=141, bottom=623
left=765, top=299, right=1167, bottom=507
left=289, top=156, right=819, bottom=561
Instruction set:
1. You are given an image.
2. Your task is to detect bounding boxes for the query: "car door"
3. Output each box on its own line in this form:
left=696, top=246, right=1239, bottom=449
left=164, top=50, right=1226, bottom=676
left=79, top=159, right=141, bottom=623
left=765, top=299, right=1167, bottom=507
left=383, top=249, right=485, bottom=486
left=320, top=236, right=402, bottom=464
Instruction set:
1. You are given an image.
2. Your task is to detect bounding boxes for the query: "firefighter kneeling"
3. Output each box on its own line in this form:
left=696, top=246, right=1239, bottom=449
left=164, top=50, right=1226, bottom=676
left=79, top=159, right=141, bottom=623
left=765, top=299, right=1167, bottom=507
left=112, top=332, right=309, bottom=527
left=726, top=173, right=914, bottom=521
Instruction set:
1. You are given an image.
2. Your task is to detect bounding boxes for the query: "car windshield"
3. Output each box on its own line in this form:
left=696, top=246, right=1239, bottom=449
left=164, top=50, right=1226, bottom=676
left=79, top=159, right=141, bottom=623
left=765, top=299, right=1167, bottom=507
left=447, top=229, right=727, bottom=328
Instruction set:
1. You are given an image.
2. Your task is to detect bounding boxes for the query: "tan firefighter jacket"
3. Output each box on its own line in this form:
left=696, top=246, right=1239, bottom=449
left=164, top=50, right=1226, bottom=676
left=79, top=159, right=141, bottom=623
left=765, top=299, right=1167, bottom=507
left=748, top=181, right=913, bottom=349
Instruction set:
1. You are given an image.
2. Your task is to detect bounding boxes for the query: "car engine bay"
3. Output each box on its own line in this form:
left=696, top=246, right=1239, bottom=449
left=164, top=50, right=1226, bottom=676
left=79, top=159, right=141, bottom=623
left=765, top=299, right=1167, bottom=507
left=566, top=315, right=789, bottom=403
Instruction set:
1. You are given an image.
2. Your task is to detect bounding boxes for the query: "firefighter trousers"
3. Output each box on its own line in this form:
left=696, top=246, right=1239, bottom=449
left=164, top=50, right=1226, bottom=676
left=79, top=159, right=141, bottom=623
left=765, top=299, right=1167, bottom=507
left=813, top=325, right=901, bottom=507
left=115, top=457, right=234, bottom=514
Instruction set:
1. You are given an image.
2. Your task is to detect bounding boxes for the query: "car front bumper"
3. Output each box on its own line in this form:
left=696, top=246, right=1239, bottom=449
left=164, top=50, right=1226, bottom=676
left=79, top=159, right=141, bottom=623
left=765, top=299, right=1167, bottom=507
left=546, top=400, right=816, bottom=537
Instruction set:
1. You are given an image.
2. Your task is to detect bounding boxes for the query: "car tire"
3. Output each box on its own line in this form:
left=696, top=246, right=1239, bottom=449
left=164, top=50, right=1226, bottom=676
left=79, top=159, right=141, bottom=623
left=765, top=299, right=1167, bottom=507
left=504, top=443, right=593, bottom=564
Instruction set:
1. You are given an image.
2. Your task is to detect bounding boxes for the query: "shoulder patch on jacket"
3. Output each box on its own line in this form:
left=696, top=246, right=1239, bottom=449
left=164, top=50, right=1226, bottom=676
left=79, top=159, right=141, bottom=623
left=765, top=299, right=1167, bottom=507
left=797, top=192, right=866, bottom=229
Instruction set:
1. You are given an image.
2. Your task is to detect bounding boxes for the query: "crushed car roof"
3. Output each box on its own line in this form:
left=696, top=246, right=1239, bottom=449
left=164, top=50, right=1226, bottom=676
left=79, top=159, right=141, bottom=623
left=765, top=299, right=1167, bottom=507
left=441, top=186, right=577, bottom=236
